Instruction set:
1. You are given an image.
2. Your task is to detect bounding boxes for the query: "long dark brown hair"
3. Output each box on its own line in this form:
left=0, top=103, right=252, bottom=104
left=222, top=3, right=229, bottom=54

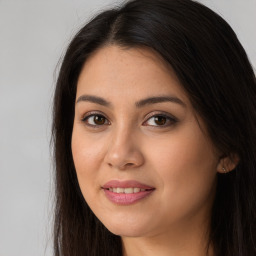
left=52, top=0, right=256, bottom=255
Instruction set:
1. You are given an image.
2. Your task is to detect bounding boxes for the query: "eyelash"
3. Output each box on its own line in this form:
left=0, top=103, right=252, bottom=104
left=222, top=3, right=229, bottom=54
left=81, top=111, right=178, bottom=128
left=143, top=113, right=177, bottom=127
left=81, top=111, right=110, bottom=128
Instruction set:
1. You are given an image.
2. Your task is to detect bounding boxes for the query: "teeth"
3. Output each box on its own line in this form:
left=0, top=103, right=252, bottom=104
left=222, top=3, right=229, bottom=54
left=124, top=188, right=133, bottom=194
left=117, top=188, right=124, bottom=193
left=134, top=188, right=140, bottom=193
left=108, top=187, right=147, bottom=193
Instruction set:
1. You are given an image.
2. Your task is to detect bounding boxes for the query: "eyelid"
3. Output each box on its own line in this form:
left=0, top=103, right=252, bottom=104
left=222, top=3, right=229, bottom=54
left=81, top=111, right=110, bottom=126
left=80, top=110, right=177, bottom=127
left=143, top=111, right=178, bottom=126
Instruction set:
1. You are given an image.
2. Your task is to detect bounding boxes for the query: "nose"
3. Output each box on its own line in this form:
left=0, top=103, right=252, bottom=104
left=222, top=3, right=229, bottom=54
left=104, top=128, right=145, bottom=170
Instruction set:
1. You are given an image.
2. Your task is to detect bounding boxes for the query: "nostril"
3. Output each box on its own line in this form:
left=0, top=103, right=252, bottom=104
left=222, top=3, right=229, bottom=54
left=125, top=163, right=134, bottom=167
left=108, top=162, right=135, bottom=170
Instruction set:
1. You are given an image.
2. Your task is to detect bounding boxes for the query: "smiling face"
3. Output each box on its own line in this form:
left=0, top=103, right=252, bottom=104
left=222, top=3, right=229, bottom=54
left=71, top=45, right=222, bottom=238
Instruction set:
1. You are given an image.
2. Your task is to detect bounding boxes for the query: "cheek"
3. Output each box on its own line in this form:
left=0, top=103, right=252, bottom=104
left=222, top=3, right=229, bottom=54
left=148, top=125, right=217, bottom=170
left=71, top=128, right=106, bottom=198
left=155, top=136, right=217, bottom=175
left=145, top=127, right=218, bottom=216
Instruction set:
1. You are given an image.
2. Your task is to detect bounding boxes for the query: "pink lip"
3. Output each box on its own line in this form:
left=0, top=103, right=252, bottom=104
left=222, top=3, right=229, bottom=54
left=102, top=180, right=155, bottom=205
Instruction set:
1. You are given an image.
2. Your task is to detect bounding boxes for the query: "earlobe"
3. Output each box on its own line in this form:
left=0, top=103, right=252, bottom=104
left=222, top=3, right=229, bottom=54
left=217, top=153, right=240, bottom=174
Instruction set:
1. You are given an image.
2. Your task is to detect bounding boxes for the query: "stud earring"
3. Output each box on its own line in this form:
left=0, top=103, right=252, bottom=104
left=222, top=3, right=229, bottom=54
left=222, top=167, right=228, bottom=173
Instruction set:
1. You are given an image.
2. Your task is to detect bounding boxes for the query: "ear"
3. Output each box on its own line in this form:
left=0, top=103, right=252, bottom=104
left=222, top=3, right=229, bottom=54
left=217, top=153, right=240, bottom=174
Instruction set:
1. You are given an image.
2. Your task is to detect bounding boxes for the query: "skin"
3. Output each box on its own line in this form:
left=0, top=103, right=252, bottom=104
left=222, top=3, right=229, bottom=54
left=71, top=45, right=235, bottom=256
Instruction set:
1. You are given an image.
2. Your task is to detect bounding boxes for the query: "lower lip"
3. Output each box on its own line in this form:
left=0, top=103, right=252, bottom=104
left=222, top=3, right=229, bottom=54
left=103, top=189, right=154, bottom=205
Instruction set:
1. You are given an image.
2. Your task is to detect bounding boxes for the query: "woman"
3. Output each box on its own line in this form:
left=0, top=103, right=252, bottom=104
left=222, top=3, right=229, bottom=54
left=52, top=0, right=256, bottom=255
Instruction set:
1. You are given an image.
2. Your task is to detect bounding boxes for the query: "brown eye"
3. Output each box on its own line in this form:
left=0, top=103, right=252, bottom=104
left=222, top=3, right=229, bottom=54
left=93, top=115, right=106, bottom=125
left=84, top=114, right=109, bottom=126
left=154, top=116, right=166, bottom=125
left=144, top=114, right=177, bottom=127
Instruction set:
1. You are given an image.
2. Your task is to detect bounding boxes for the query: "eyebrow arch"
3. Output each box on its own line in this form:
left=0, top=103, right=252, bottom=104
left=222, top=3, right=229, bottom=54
left=76, top=95, right=111, bottom=107
left=135, top=96, right=186, bottom=108
left=76, top=94, right=186, bottom=108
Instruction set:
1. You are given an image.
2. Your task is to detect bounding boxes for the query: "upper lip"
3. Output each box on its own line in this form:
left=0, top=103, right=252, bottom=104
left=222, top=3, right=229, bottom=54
left=102, top=180, right=155, bottom=190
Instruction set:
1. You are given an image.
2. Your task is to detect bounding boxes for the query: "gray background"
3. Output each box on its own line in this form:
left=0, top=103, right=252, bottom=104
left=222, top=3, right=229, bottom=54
left=0, top=0, right=255, bottom=255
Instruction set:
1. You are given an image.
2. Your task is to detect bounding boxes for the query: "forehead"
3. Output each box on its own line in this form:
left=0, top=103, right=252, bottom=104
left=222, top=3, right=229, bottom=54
left=76, top=45, right=189, bottom=105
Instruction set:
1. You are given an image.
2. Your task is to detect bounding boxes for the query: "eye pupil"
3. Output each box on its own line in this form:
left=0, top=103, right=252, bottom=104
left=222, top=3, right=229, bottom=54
left=154, top=116, right=166, bottom=125
left=94, top=115, right=105, bottom=125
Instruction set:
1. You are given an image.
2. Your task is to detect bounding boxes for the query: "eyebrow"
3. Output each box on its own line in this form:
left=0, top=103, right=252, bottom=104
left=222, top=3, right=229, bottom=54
left=135, top=96, right=186, bottom=108
left=76, top=95, right=111, bottom=107
left=76, top=94, right=186, bottom=108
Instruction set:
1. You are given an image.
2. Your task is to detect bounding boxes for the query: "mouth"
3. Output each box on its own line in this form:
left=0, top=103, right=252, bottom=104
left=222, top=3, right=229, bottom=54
left=102, top=180, right=155, bottom=205
left=104, top=187, right=153, bottom=193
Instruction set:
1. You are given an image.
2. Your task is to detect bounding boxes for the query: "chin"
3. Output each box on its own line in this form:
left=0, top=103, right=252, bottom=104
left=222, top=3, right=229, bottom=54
left=101, top=217, right=152, bottom=238
left=107, top=226, right=145, bottom=238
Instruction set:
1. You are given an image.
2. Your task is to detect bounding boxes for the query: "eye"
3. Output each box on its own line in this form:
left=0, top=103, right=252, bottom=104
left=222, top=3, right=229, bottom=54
left=82, top=114, right=110, bottom=126
left=144, top=114, right=177, bottom=127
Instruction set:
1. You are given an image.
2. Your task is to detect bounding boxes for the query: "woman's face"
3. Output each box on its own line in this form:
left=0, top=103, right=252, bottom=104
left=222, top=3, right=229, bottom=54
left=72, top=45, right=222, bottom=237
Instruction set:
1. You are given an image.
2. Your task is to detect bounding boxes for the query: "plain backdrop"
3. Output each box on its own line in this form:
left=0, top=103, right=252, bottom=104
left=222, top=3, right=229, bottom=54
left=0, top=0, right=255, bottom=255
